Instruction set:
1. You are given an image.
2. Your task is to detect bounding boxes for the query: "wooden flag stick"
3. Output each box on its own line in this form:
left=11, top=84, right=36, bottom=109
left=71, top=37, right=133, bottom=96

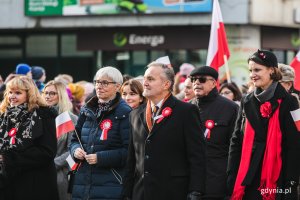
left=223, top=55, right=231, bottom=83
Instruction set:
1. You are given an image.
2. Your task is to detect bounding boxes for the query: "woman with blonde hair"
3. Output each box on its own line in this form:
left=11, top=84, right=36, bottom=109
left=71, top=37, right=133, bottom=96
left=0, top=75, right=58, bottom=200
left=43, top=80, right=78, bottom=200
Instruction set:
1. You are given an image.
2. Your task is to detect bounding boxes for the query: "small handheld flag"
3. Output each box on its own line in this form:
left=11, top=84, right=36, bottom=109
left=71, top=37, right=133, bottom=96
left=290, top=108, right=300, bottom=131
left=66, top=154, right=79, bottom=171
left=55, top=111, right=75, bottom=138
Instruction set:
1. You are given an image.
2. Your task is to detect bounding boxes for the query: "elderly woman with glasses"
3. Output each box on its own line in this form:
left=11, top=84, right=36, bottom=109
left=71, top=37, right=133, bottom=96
left=42, top=80, right=78, bottom=200
left=69, top=66, right=132, bottom=200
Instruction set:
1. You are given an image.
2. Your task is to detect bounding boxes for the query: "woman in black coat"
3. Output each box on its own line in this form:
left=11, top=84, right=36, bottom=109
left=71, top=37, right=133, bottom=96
left=0, top=75, right=58, bottom=200
left=227, top=50, right=300, bottom=200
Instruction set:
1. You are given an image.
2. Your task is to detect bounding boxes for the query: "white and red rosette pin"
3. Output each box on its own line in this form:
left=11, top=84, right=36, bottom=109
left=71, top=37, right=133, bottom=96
left=100, top=119, right=112, bottom=140
left=204, top=120, right=215, bottom=139
left=156, top=107, right=172, bottom=124
left=8, top=128, right=17, bottom=145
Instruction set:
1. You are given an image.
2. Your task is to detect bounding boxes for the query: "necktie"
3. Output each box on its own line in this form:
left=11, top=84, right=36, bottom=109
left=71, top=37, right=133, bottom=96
left=152, top=106, right=159, bottom=125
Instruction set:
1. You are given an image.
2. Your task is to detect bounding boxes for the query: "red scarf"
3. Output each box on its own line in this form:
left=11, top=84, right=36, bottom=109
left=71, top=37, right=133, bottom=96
left=231, top=100, right=282, bottom=200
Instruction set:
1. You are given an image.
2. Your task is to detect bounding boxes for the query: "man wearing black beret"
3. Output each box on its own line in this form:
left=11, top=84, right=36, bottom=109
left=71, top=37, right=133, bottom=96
left=189, top=66, right=239, bottom=200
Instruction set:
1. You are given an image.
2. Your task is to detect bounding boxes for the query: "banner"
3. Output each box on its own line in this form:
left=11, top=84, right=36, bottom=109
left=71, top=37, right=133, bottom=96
left=25, top=0, right=212, bottom=16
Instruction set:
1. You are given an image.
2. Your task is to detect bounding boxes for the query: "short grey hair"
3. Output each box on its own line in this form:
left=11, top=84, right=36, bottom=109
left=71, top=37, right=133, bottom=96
left=147, top=62, right=175, bottom=92
left=95, top=66, right=123, bottom=85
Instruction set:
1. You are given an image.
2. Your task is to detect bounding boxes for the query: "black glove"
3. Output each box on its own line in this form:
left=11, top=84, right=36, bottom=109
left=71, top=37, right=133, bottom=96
left=187, top=191, right=202, bottom=200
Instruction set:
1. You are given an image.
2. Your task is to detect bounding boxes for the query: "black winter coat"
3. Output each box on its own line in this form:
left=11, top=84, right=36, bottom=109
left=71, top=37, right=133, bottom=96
left=0, top=106, right=58, bottom=200
left=191, top=88, right=239, bottom=199
left=123, top=95, right=206, bottom=200
left=227, top=83, right=300, bottom=199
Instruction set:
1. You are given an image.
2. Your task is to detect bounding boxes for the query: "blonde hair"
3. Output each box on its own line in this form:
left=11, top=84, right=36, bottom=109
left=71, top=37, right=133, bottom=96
left=54, top=74, right=73, bottom=85
left=0, top=75, right=47, bottom=113
left=43, top=80, right=73, bottom=114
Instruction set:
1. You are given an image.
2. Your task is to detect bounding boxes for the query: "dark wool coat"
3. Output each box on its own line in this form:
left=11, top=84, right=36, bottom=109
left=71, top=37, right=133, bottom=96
left=190, top=88, right=239, bottom=199
left=69, top=94, right=131, bottom=200
left=122, top=95, right=206, bottom=200
left=227, top=84, right=300, bottom=199
left=0, top=106, right=59, bottom=200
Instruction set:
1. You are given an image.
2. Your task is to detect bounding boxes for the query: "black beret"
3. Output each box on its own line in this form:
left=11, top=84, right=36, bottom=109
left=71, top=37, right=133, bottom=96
left=248, top=49, right=278, bottom=68
left=190, top=66, right=219, bottom=80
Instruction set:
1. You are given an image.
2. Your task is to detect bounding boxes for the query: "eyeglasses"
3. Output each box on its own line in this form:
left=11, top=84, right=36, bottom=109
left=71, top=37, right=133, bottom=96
left=93, top=80, right=116, bottom=87
left=220, top=91, right=233, bottom=96
left=190, top=76, right=214, bottom=83
left=42, top=91, right=57, bottom=97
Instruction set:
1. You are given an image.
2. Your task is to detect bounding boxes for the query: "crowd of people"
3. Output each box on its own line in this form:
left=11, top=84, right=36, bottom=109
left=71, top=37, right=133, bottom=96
left=0, top=49, right=299, bottom=200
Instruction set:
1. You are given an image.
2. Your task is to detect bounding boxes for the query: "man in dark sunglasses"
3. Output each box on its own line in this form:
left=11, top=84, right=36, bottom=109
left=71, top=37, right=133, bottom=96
left=189, top=66, right=239, bottom=200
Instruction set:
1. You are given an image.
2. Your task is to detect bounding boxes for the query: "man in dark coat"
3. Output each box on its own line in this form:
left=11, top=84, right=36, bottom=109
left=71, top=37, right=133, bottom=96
left=122, top=61, right=206, bottom=200
left=189, top=66, right=239, bottom=200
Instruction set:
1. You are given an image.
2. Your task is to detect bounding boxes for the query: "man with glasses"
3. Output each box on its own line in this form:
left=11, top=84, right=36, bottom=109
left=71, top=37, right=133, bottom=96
left=123, top=61, right=206, bottom=200
left=189, top=66, right=239, bottom=200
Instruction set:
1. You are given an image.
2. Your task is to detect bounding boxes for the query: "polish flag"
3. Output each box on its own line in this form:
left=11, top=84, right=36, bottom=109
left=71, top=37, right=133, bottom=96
left=290, top=108, right=300, bottom=131
left=55, top=111, right=75, bottom=138
left=206, top=0, right=230, bottom=71
left=290, top=51, right=300, bottom=90
left=66, top=154, right=79, bottom=171
left=156, top=56, right=172, bottom=68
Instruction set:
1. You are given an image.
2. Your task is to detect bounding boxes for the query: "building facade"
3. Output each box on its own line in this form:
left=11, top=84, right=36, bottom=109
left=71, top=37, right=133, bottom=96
left=0, top=0, right=299, bottom=85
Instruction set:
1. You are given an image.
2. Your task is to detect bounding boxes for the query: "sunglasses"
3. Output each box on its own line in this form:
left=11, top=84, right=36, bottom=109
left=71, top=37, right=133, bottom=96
left=190, top=76, right=214, bottom=83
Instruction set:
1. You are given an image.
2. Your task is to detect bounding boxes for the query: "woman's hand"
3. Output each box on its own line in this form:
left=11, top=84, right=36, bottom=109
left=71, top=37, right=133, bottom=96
left=0, top=155, right=3, bottom=162
left=85, top=154, right=97, bottom=165
left=74, top=148, right=86, bottom=160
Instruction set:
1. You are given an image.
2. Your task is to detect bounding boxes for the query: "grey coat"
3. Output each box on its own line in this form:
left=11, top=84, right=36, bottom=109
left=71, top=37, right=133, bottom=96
left=55, top=111, right=78, bottom=200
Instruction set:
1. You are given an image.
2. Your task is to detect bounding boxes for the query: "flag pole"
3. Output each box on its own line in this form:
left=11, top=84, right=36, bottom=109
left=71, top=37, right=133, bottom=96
left=223, top=55, right=231, bottom=83
left=74, top=129, right=84, bottom=150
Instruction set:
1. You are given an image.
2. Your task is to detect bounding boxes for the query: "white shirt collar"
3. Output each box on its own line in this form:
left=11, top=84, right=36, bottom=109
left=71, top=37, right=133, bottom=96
left=151, top=99, right=164, bottom=111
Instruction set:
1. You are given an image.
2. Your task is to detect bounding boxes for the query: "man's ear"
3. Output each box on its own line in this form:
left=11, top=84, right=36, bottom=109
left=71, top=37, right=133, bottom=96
left=164, top=80, right=171, bottom=90
left=211, top=79, right=217, bottom=89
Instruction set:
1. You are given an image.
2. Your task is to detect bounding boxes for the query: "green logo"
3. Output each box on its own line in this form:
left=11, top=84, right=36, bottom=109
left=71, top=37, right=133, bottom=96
left=113, top=33, right=127, bottom=47
left=291, top=34, right=300, bottom=48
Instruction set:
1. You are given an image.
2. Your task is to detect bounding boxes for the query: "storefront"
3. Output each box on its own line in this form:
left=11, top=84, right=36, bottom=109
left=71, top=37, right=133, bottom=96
left=0, top=25, right=211, bottom=81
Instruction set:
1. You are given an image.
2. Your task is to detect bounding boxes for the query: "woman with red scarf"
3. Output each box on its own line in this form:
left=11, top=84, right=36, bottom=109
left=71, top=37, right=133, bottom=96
left=227, top=49, right=300, bottom=200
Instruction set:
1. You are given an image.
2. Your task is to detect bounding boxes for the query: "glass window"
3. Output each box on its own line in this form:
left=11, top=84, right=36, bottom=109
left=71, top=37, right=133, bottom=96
left=26, top=35, right=57, bottom=57
left=189, top=49, right=207, bottom=67
left=0, top=36, right=21, bottom=45
left=287, top=50, right=296, bottom=64
left=272, top=50, right=285, bottom=63
left=132, top=51, right=147, bottom=65
left=168, top=50, right=187, bottom=72
left=0, top=49, right=22, bottom=58
left=61, top=34, right=93, bottom=57
left=151, top=51, right=165, bottom=62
